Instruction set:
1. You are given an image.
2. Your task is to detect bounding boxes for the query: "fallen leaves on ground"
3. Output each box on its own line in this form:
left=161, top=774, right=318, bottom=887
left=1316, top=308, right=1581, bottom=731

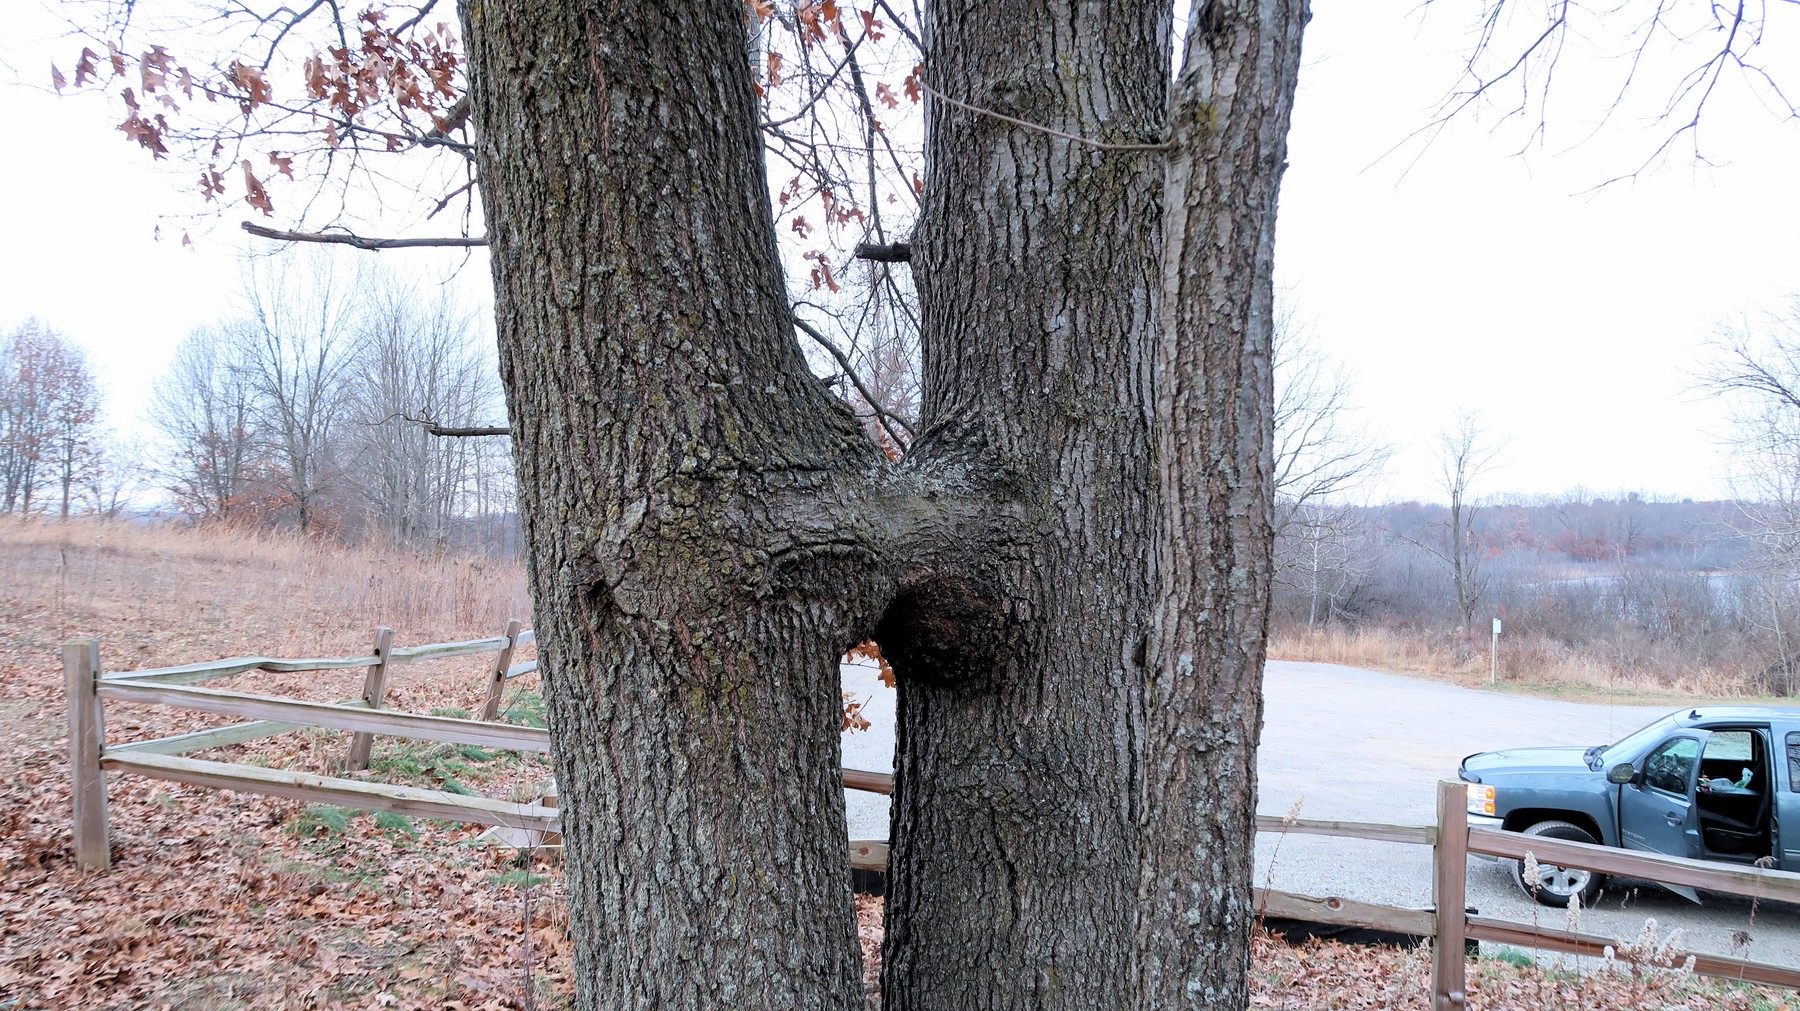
left=2, top=523, right=1792, bottom=1010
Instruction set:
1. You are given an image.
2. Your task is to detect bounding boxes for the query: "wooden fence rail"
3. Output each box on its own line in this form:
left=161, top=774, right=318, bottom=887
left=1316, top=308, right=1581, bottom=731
left=829, top=773, right=1800, bottom=1004
left=65, top=639, right=1800, bottom=1005
left=68, top=627, right=559, bottom=872
left=65, top=629, right=898, bottom=880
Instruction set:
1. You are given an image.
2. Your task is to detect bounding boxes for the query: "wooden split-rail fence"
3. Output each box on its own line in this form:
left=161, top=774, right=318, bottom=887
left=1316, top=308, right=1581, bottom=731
left=62, top=628, right=898, bottom=874
left=65, top=633, right=1800, bottom=1009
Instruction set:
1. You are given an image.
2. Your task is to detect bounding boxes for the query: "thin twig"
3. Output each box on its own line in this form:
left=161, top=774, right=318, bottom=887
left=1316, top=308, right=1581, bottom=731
left=792, top=316, right=915, bottom=451
left=427, top=177, right=480, bottom=220
left=919, top=80, right=1174, bottom=152
left=873, top=0, right=923, bottom=52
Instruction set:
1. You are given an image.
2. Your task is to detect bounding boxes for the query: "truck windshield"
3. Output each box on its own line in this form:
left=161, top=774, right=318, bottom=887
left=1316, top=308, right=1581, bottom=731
left=1598, top=710, right=1686, bottom=767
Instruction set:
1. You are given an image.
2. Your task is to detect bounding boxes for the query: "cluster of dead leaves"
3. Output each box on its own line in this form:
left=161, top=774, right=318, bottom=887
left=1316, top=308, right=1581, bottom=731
left=0, top=723, right=570, bottom=1010
left=53, top=9, right=466, bottom=221
left=1247, top=927, right=1796, bottom=1011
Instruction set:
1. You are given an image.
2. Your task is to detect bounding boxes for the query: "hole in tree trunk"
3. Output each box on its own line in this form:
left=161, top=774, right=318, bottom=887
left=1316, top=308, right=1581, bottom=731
left=872, top=575, right=1009, bottom=688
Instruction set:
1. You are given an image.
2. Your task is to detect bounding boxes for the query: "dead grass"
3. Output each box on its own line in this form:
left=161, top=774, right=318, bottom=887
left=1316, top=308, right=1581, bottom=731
left=0, top=516, right=531, bottom=662
left=1269, top=626, right=1786, bottom=705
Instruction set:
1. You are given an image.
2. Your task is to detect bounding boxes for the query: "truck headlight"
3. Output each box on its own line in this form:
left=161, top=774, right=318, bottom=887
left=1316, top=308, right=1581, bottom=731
left=1466, top=783, right=1495, bottom=817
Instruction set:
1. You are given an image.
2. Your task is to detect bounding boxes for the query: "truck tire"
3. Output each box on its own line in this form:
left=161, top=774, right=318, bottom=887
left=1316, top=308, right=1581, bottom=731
left=1511, top=820, right=1604, bottom=908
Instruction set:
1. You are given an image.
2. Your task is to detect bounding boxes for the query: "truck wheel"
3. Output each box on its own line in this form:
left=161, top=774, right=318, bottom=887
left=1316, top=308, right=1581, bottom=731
left=1511, top=820, right=1604, bottom=908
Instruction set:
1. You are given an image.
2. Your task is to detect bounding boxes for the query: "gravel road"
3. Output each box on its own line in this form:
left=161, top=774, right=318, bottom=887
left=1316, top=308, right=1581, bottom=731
left=840, top=657, right=1800, bottom=968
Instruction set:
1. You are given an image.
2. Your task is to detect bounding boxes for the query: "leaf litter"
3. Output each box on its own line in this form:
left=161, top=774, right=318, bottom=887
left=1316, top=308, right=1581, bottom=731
left=0, top=520, right=1794, bottom=1009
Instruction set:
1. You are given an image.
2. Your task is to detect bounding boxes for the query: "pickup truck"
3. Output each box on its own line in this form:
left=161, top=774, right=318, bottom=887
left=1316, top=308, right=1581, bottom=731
left=1457, top=705, right=1800, bottom=907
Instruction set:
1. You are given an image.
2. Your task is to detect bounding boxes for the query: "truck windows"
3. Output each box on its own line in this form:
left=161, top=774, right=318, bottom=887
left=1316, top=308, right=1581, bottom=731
left=1643, top=736, right=1701, bottom=795
left=1788, top=732, right=1800, bottom=792
left=1707, top=730, right=1754, bottom=762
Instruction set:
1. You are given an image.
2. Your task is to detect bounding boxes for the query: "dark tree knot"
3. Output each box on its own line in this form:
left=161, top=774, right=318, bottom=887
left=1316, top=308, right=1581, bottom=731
left=873, top=574, right=1011, bottom=687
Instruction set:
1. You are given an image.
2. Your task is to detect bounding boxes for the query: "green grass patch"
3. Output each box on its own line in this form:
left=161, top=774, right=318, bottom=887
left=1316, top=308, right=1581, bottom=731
left=489, top=869, right=550, bottom=889
left=1483, top=946, right=1536, bottom=968
left=500, top=689, right=548, bottom=728
left=367, top=739, right=510, bottom=794
left=372, top=810, right=417, bottom=839
left=287, top=804, right=357, bottom=838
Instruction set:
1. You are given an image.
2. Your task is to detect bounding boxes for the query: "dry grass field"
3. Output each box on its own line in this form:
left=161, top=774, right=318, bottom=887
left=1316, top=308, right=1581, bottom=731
left=1268, top=625, right=1791, bottom=705
left=0, top=519, right=1790, bottom=1009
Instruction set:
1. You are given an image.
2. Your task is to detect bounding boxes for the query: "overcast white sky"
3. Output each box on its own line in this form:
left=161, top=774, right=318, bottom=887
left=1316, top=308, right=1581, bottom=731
left=1, top=1, right=1796, bottom=505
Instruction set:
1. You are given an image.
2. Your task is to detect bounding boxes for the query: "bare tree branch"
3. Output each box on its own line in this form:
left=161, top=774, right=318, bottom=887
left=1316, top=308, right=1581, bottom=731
left=1406, top=0, right=1799, bottom=184
left=242, top=222, right=488, bottom=250
left=873, top=0, right=923, bottom=51
left=791, top=316, right=914, bottom=451
left=376, top=412, right=510, bottom=438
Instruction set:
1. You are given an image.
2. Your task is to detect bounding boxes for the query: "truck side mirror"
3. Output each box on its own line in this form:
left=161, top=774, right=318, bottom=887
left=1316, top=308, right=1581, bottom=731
left=1607, top=763, right=1636, bottom=785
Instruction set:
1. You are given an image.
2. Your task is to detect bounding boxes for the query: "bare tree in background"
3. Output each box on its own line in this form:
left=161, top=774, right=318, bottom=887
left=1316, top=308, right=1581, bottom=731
left=43, top=340, right=101, bottom=519
left=81, top=432, right=146, bottom=520
left=0, top=320, right=102, bottom=517
left=1706, top=306, right=1800, bottom=691
left=343, top=276, right=501, bottom=548
left=1271, top=308, right=1389, bottom=533
left=1276, top=503, right=1377, bottom=628
left=1405, top=412, right=1503, bottom=635
left=1268, top=306, right=1389, bottom=628
left=150, top=326, right=267, bottom=523
left=235, top=252, right=365, bottom=534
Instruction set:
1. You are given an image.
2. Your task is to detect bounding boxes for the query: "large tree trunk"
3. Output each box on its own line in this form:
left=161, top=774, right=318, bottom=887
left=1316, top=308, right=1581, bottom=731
left=462, top=2, right=885, bottom=1006
left=1137, top=3, right=1306, bottom=1008
left=881, top=4, right=1168, bottom=1009
left=459, top=0, right=1306, bottom=1007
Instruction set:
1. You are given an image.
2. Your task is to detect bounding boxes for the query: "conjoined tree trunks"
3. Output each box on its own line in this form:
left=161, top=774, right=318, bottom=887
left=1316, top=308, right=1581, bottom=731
left=458, top=0, right=1307, bottom=1006
left=464, top=1, right=880, bottom=1007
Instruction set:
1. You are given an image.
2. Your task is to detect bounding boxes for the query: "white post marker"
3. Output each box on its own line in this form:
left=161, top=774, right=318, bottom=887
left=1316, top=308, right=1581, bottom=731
left=1490, top=618, right=1502, bottom=686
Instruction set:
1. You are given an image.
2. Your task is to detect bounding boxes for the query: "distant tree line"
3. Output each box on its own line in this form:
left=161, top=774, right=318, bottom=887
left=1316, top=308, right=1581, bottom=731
left=1260, top=299, right=1800, bottom=696
left=1271, top=483, right=1800, bottom=694
left=147, top=254, right=516, bottom=554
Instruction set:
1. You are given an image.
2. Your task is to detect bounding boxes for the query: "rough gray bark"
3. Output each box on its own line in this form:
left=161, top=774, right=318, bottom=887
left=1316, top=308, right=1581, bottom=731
left=1137, top=3, right=1307, bottom=1008
left=462, top=2, right=884, bottom=1007
left=881, top=3, right=1168, bottom=1009
left=459, top=0, right=1305, bottom=1008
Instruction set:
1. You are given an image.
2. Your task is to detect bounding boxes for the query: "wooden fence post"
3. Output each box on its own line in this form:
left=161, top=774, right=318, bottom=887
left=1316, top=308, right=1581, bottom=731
left=1433, top=779, right=1470, bottom=1011
left=64, top=638, right=110, bottom=870
left=480, top=619, right=523, bottom=722
left=344, top=627, right=395, bottom=771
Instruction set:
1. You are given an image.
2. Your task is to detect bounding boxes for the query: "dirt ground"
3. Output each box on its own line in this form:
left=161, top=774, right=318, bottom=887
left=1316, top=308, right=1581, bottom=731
left=0, top=521, right=1792, bottom=1009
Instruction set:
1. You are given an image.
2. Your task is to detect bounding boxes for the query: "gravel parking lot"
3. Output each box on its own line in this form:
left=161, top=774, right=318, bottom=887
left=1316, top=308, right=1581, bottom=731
left=1258, top=660, right=1799, bottom=968
left=840, top=658, right=1800, bottom=968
